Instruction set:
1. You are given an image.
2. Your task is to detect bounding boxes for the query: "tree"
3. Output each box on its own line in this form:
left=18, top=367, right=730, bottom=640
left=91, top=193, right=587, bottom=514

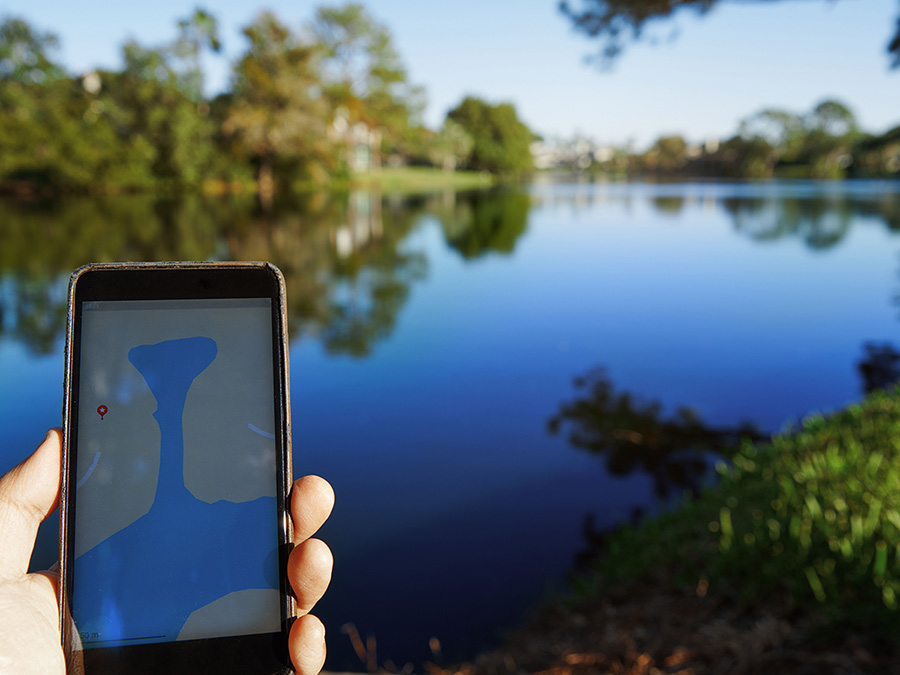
left=0, top=16, right=63, bottom=84
left=739, top=108, right=805, bottom=159
left=561, top=0, right=900, bottom=68
left=426, top=120, right=473, bottom=171
left=91, top=9, right=226, bottom=189
left=224, top=12, right=331, bottom=206
left=809, top=99, right=857, bottom=138
left=707, top=135, right=776, bottom=178
left=0, top=18, right=159, bottom=191
left=0, top=13, right=231, bottom=192
left=170, top=8, right=222, bottom=101
left=309, top=3, right=423, bottom=163
left=643, top=134, right=688, bottom=172
left=446, top=96, right=534, bottom=175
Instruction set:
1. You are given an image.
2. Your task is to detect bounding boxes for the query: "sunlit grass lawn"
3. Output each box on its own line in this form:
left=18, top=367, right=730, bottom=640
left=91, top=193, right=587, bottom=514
left=349, top=167, right=493, bottom=193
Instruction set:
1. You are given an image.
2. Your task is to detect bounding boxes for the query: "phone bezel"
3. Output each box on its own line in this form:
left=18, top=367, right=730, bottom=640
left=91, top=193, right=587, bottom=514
left=60, top=262, right=294, bottom=675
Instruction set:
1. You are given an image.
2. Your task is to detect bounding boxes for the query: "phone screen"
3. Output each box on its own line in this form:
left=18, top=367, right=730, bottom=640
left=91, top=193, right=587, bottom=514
left=69, top=293, right=285, bottom=650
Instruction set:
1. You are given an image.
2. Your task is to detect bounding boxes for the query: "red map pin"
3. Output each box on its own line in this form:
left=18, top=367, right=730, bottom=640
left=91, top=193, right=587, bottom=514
left=97, top=405, right=108, bottom=420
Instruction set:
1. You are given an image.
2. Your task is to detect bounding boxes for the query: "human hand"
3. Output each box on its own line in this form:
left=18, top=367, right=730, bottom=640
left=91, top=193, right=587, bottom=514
left=0, top=429, right=65, bottom=675
left=0, top=430, right=334, bottom=675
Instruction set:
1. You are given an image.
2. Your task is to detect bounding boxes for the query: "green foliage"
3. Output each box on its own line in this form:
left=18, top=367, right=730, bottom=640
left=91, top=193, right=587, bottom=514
left=310, top=3, right=425, bottom=162
left=715, top=135, right=776, bottom=178
left=589, top=388, right=900, bottom=635
left=642, top=135, right=688, bottom=172
left=0, top=76, right=156, bottom=190
left=562, top=0, right=900, bottom=70
left=426, top=120, right=474, bottom=172
left=0, top=16, right=64, bottom=84
left=223, top=12, right=333, bottom=199
left=447, top=97, right=534, bottom=176
left=731, top=100, right=860, bottom=178
left=0, top=13, right=234, bottom=192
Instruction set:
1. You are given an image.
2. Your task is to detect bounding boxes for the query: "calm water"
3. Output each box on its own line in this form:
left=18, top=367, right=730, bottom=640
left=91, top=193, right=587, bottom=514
left=2, top=179, right=900, bottom=668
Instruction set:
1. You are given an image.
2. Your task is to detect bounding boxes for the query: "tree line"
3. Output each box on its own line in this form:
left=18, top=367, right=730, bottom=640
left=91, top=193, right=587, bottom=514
left=0, top=7, right=536, bottom=200
left=581, top=99, right=900, bottom=179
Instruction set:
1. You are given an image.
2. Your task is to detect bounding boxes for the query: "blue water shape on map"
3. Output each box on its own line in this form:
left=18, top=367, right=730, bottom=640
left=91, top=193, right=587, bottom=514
left=73, top=336, right=278, bottom=646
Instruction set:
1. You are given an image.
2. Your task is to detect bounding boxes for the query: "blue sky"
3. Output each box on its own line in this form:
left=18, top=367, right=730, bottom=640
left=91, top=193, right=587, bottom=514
left=6, top=0, right=899, bottom=148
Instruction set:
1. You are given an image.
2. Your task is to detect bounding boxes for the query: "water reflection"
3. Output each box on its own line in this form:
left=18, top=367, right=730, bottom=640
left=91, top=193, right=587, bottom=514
left=650, top=196, right=685, bottom=216
left=724, top=196, right=854, bottom=249
left=548, top=367, right=763, bottom=500
left=6, top=183, right=900, bottom=357
left=723, top=190, right=900, bottom=249
left=0, top=189, right=538, bottom=356
left=435, top=190, right=530, bottom=259
left=858, top=342, right=900, bottom=395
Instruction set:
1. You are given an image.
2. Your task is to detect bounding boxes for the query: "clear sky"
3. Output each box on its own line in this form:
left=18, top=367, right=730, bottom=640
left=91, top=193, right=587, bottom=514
left=5, top=0, right=899, bottom=148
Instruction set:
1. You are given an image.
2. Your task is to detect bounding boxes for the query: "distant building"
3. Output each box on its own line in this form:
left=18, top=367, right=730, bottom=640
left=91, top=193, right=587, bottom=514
left=530, top=139, right=614, bottom=171
left=328, top=107, right=382, bottom=173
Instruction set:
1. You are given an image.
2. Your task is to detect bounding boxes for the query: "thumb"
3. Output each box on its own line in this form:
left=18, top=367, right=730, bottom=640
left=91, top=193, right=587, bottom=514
left=0, top=429, right=61, bottom=579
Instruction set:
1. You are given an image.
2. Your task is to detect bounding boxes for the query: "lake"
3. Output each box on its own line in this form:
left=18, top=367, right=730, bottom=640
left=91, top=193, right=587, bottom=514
left=2, top=178, right=900, bottom=669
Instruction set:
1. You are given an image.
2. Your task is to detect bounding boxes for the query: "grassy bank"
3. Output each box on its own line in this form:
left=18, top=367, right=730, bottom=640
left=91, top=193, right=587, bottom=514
left=347, top=167, right=493, bottom=194
left=438, top=389, right=900, bottom=675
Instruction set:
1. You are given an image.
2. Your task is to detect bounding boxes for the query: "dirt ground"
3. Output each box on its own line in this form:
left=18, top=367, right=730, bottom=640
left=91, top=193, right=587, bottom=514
left=427, top=578, right=900, bottom=675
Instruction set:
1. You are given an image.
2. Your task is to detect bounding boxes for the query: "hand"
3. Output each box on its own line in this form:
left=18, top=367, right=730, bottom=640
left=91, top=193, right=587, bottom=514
left=0, top=429, right=65, bottom=675
left=0, top=429, right=335, bottom=675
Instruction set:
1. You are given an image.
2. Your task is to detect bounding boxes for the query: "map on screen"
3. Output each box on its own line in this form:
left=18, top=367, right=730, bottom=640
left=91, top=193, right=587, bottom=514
left=73, top=300, right=281, bottom=647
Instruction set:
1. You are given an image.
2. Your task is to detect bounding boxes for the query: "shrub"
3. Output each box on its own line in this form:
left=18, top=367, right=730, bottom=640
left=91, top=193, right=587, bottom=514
left=588, top=388, right=900, bottom=634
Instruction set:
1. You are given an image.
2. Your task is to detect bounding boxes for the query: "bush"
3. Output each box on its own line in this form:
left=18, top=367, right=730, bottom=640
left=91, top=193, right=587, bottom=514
left=588, top=387, right=900, bottom=634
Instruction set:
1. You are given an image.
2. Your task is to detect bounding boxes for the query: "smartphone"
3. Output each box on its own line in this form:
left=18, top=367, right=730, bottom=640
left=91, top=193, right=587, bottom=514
left=60, top=262, right=294, bottom=674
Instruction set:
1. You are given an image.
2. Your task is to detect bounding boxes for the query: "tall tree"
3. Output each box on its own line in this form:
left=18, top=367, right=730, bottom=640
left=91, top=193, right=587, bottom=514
left=808, top=99, right=857, bottom=138
left=310, top=3, right=423, bottom=160
left=224, top=12, right=331, bottom=206
left=171, top=8, right=221, bottom=101
left=446, top=97, right=534, bottom=175
left=99, top=9, right=225, bottom=188
left=739, top=108, right=806, bottom=161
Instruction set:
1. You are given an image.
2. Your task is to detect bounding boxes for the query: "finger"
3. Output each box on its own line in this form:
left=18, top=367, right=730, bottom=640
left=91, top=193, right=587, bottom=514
left=289, top=613, right=326, bottom=675
left=0, top=429, right=62, bottom=579
left=288, top=538, right=333, bottom=614
left=290, top=476, right=334, bottom=543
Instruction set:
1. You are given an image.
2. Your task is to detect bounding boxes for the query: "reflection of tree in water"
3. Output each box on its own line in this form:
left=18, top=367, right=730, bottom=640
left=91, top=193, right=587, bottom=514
left=549, top=367, right=763, bottom=500
left=437, top=189, right=531, bottom=259
left=858, top=342, right=900, bottom=395
left=550, top=367, right=765, bottom=571
left=229, top=191, right=428, bottom=357
left=723, top=192, right=900, bottom=249
left=0, top=276, right=68, bottom=354
left=723, top=195, right=855, bottom=249
left=0, top=191, right=433, bottom=357
left=319, top=194, right=428, bottom=357
left=650, top=196, right=685, bottom=215
left=0, top=194, right=250, bottom=354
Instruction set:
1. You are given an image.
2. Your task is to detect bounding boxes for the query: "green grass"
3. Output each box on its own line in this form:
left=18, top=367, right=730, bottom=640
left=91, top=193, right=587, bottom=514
left=578, top=387, right=900, bottom=638
left=348, top=167, right=493, bottom=193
